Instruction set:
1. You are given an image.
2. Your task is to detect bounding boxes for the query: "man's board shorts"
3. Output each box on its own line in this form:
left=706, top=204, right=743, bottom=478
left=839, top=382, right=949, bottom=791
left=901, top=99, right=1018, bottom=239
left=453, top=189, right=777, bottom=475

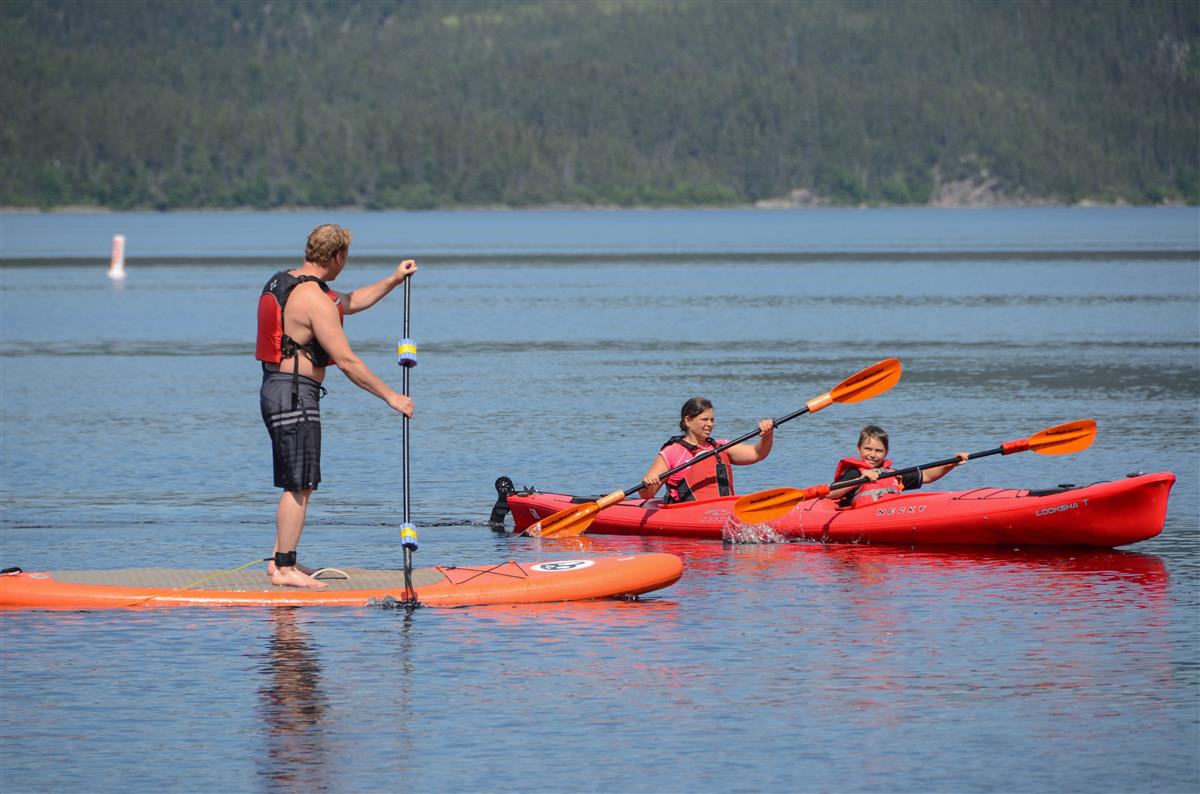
left=260, top=370, right=324, bottom=491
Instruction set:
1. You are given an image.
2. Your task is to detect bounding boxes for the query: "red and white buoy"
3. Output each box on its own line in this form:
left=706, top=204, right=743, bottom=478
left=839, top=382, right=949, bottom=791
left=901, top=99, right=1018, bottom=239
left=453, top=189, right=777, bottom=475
left=107, top=234, right=126, bottom=280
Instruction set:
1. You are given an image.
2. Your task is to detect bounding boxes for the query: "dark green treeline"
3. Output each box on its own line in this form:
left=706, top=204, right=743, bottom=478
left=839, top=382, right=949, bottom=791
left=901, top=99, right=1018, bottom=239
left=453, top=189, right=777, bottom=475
left=1, top=0, right=1196, bottom=210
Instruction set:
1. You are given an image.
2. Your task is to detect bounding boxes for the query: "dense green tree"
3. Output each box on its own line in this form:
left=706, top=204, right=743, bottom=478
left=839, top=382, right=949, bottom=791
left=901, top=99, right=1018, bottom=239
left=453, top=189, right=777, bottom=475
left=0, top=0, right=1195, bottom=209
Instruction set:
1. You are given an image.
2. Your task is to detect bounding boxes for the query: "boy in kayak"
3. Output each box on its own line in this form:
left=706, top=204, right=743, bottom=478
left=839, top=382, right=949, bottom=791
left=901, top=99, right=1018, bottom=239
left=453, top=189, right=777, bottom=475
left=829, top=424, right=968, bottom=507
left=256, top=224, right=416, bottom=588
left=638, top=397, right=775, bottom=502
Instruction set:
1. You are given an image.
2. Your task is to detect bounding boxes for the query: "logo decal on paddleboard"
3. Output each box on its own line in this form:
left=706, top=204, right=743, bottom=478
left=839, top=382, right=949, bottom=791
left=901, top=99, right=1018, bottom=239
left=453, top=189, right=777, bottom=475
left=531, top=560, right=595, bottom=573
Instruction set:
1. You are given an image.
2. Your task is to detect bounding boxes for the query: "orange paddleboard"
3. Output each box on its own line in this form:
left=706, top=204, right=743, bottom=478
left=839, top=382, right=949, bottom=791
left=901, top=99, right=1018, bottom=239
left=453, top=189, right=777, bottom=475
left=0, top=553, right=683, bottom=609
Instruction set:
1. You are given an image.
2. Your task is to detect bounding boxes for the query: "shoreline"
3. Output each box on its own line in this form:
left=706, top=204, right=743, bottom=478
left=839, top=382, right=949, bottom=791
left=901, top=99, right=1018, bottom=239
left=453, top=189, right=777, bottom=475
left=1, top=198, right=1191, bottom=215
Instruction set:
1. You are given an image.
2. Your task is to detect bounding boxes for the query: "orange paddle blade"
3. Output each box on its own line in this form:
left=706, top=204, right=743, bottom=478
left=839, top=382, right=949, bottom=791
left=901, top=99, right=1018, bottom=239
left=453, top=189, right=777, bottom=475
left=1001, top=419, right=1098, bottom=456
left=1028, top=419, right=1098, bottom=455
left=733, top=484, right=830, bottom=524
left=830, top=358, right=902, bottom=405
left=523, top=501, right=601, bottom=538
left=807, top=358, right=901, bottom=411
left=522, top=490, right=626, bottom=538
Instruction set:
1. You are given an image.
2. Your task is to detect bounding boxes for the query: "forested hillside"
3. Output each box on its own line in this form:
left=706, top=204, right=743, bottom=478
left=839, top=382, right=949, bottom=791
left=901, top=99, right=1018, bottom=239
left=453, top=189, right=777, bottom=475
left=1, top=0, right=1196, bottom=209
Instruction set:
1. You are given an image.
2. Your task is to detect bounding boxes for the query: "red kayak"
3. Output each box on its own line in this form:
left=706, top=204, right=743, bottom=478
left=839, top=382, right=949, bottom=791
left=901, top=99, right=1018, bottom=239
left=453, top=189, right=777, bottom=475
left=497, top=472, right=1175, bottom=548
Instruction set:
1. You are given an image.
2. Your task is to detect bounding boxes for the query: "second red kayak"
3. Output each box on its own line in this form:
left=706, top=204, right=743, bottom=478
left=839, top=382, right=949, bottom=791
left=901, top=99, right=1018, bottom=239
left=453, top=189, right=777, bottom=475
left=498, top=472, right=1174, bottom=548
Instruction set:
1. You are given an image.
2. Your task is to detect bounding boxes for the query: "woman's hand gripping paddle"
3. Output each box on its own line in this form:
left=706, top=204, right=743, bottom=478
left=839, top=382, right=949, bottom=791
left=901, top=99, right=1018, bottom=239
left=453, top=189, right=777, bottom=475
left=522, top=358, right=903, bottom=538
left=733, top=419, right=1098, bottom=525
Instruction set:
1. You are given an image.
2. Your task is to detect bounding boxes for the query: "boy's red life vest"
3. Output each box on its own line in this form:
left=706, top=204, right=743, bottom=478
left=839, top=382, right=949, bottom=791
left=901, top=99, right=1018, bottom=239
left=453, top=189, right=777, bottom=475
left=834, top=456, right=903, bottom=503
left=659, top=436, right=734, bottom=503
left=256, top=271, right=344, bottom=367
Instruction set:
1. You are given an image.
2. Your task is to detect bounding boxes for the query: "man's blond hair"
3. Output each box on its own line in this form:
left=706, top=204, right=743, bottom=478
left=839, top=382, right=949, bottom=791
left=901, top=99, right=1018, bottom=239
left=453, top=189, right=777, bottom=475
left=305, top=224, right=352, bottom=266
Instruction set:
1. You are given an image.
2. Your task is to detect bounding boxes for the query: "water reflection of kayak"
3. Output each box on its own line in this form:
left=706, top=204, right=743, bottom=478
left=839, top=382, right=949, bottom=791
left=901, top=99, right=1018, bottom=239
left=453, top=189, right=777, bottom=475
left=500, top=472, right=1174, bottom=548
left=0, top=553, right=683, bottom=610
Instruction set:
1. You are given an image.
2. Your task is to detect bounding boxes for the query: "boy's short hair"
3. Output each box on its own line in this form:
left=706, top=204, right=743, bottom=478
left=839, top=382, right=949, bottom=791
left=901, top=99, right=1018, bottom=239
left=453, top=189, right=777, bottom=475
left=857, top=424, right=889, bottom=451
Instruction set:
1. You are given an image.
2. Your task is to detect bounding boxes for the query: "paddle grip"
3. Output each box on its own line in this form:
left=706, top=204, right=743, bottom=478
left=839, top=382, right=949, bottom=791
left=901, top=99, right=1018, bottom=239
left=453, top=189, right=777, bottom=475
left=804, top=393, right=833, bottom=414
left=1001, top=439, right=1030, bottom=455
left=401, top=523, right=419, bottom=551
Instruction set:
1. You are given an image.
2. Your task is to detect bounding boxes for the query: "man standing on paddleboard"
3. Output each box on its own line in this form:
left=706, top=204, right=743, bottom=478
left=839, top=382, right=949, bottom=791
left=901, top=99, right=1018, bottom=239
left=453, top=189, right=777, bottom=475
left=256, top=224, right=416, bottom=589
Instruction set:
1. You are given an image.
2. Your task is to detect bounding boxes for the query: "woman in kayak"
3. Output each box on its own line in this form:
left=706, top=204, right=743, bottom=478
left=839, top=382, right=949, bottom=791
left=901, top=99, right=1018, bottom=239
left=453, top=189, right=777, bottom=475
left=829, top=424, right=968, bottom=506
left=637, top=397, right=775, bottom=503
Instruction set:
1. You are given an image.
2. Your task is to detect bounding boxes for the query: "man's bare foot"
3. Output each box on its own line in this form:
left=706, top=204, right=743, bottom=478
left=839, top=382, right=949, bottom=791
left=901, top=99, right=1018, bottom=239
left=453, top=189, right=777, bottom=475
left=267, top=560, right=318, bottom=576
left=271, top=567, right=328, bottom=589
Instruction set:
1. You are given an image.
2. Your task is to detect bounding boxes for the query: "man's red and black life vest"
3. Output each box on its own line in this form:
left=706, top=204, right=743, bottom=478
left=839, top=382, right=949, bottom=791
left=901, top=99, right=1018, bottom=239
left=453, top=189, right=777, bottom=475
left=255, top=271, right=344, bottom=368
left=660, top=436, right=734, bottom=503
left=833, top=456, right=902, bottom=505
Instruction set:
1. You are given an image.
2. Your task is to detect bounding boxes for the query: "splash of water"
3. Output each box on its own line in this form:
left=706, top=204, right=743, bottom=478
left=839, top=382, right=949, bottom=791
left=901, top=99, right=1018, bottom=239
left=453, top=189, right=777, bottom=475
left=722, top=516, right=787, bottom=544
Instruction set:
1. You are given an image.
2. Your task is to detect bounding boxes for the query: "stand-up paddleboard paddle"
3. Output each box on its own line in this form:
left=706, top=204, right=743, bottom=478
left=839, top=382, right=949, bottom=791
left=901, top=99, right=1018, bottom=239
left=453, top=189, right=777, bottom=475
left=397, top=276, right=420, bottom=608
left=733, top=418, right=1098, bottom=524
left=523, top=358, right=903, bottom=538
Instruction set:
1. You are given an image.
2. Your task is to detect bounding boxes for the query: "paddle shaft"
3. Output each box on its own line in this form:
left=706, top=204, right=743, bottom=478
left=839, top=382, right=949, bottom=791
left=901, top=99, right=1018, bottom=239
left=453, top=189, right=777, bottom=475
left=624, top=405, right=811, bottom=498
left=402, top=279, right=412, bottom=526
left=734, top=419, right=1096, bottom=524
left=833, top=446, right=1006, bottom=493
left=401, top=278, right=415, bottom=599
left=829, top=422, right=1092, bottom=496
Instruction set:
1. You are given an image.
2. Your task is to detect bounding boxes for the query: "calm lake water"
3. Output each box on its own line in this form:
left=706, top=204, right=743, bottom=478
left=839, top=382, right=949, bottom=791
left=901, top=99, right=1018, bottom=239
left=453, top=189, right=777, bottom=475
left=1, top=207, right=1198, bottom=792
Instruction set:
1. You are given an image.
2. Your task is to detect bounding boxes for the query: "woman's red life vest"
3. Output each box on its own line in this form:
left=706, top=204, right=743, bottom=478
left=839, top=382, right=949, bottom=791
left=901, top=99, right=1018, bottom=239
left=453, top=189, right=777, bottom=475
left=255, top=271, right=344, bottom=367
left=834, top=456, right=903, bottom=503
left=659, top=436, right=734, bottom=503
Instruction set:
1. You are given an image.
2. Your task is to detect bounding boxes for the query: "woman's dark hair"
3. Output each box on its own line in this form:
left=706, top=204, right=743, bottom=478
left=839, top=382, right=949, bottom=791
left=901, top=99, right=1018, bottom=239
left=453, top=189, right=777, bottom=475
left=679, top=397, right=713, bottom=432
left=857, top=424, right=889, bottom=452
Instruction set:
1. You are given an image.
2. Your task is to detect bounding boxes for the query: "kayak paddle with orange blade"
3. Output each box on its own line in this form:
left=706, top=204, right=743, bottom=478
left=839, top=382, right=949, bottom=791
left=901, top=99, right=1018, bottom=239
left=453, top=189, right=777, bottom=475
left=522, top=358, right=903, bottom=538
left=732, top=418, right=1098, bottom=525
